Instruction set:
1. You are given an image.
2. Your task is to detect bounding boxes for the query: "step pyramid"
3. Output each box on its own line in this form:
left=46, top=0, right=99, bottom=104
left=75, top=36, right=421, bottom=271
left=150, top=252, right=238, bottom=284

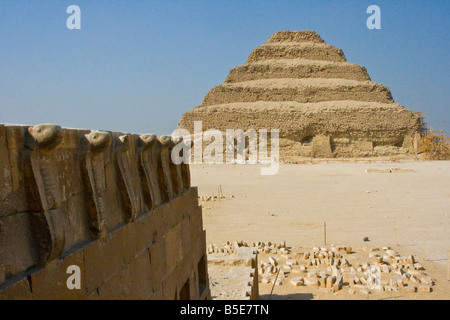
left=178, top=31, right=423, bottom=159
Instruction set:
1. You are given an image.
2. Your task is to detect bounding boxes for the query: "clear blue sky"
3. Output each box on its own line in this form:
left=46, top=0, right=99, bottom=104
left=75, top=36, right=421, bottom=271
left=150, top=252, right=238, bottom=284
left=0, top=0, right=448, bottom=135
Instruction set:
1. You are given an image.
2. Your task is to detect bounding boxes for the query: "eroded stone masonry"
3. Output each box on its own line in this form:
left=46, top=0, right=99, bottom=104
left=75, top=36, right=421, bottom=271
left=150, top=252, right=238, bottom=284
left=0, top=124, right=210, bottom=300
left=178, top=31, right=423, bottom=160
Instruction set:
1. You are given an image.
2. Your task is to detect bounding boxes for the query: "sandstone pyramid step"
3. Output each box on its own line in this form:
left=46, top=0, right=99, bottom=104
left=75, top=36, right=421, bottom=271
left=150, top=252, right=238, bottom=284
left=201, top=79, right=394, bottom=106
left=247, top=42, right=347, bottom=63
left=266, top=30, right=326, bottom=44
left=179, top=101, right=419, bottom=157
left=225, top=59, right=371, bottom=83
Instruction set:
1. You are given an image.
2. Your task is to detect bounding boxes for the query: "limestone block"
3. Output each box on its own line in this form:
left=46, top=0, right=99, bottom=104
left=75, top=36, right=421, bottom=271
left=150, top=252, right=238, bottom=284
left=261, top=276, right=271, bottom=284
left=384, top=285, right=399, bottom=292
left=304, top=277, right=319, bottom=287
left=414, top=263, right=424, bottom=270
left=356, top=139, right=374, bottom=152
left=403, top=286, right=416, bottom=293
left=83, top=230, right=128, bottom=294
left=290, top=277, right=304, bottom=286
left=382, top=265, right=390, bottom=274
left=286, top=259, right=298, bottom=266
left=30, top=249, right=86, bottom=300
left=319, top=277, right=326, bottom=288
left=418, top=285, right=431, bottom=293
left=269, top=256, right=278, bottom=267
left=326, top=276, right=336, bottom=289
left=0, top=276, right=33, bottom=300
left=312, top=135, right=333, bottom=158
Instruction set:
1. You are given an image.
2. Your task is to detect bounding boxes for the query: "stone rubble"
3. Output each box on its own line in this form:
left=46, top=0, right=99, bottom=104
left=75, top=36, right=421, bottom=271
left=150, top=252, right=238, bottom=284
left=208, top=241, right=436, bottom=298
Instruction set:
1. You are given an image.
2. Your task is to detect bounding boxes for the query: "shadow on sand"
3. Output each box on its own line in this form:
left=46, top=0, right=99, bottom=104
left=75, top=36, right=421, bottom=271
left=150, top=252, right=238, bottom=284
left=259, top=293, right=314, bottom=300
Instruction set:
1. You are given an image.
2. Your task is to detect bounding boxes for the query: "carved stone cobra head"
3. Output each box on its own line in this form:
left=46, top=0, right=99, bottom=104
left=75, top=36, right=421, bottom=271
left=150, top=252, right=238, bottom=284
left=158, top=135, right=173, bottom=149
left=139, top=134, right=158, bottom=151
left=28, top=124, right=63, bottom=151
left=85, top=130, right=112, bottom=153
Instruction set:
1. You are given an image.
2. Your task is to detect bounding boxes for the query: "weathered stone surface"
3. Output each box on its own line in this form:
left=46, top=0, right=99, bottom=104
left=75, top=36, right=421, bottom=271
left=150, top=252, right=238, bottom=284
left=261, top=276, right=271, bottom=284
left=421, top=277, right=433, bottom=286
left=326, top=276, right=336, bottom=289
left=290, top=277, right=304, bottom=286
left=0, top=276, right=32, bottom=300
left=30, top=250, right=86, bottom=300
left=403, top=286, right=416, bottom=293
left=0, top=213, right=39, bottom=280
left=304, top=277, right=319, bottom=287
left=178, top=31, right=423, bottom=160
left=269, top=256, right=278, bottom=267
left=418, top=285, right=431, bottom=293
left=0, top=124, right=206, bottom=301
left=286, top=259, right=298, bottom=266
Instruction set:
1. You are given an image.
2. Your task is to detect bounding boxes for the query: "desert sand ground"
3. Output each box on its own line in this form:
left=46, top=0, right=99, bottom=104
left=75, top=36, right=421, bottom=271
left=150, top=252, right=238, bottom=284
left=190, top=160, right=450, bottom=299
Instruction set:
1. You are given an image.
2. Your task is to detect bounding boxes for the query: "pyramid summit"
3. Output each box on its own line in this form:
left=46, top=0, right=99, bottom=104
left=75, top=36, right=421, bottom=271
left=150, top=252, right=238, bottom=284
left=178, top=30, right=423, bottom=159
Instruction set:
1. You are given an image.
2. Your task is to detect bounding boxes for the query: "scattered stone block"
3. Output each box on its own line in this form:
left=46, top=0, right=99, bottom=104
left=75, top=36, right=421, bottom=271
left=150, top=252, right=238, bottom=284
left=352, top=276, right=361, bottom=285
left=384, top=286, right=399, bottom=292
left=403, top=286, right=416, bottom=293
left=326, top=276, right=336, bottom=289
left=418, top=285, right=431, bottom=293
left=292, top=268, right=303, bottom=274
left=319, top=277, right=326, bottom=288
left=290, top=277, right=304, bottom=286
left=261, top=276, right=271, bottom=284
left=414, top=263, right=424, bottom=270
left=286, top=259, right=298, bottom=266
left=269, top=256, right=278, bottom=267
left=304, top=277, right=319, bottom=287
left=360, top=289, right=370, bottom=295
left=410, top=275, right=421, bottom=284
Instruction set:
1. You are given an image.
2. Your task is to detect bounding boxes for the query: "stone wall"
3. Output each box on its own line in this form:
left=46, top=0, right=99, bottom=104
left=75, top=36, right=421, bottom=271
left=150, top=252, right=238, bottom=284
left=207, top=244, right=259, bottom=300
left=235, top=247, right=259, bottom=300
left=0, top=124, right=209, bottom=300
